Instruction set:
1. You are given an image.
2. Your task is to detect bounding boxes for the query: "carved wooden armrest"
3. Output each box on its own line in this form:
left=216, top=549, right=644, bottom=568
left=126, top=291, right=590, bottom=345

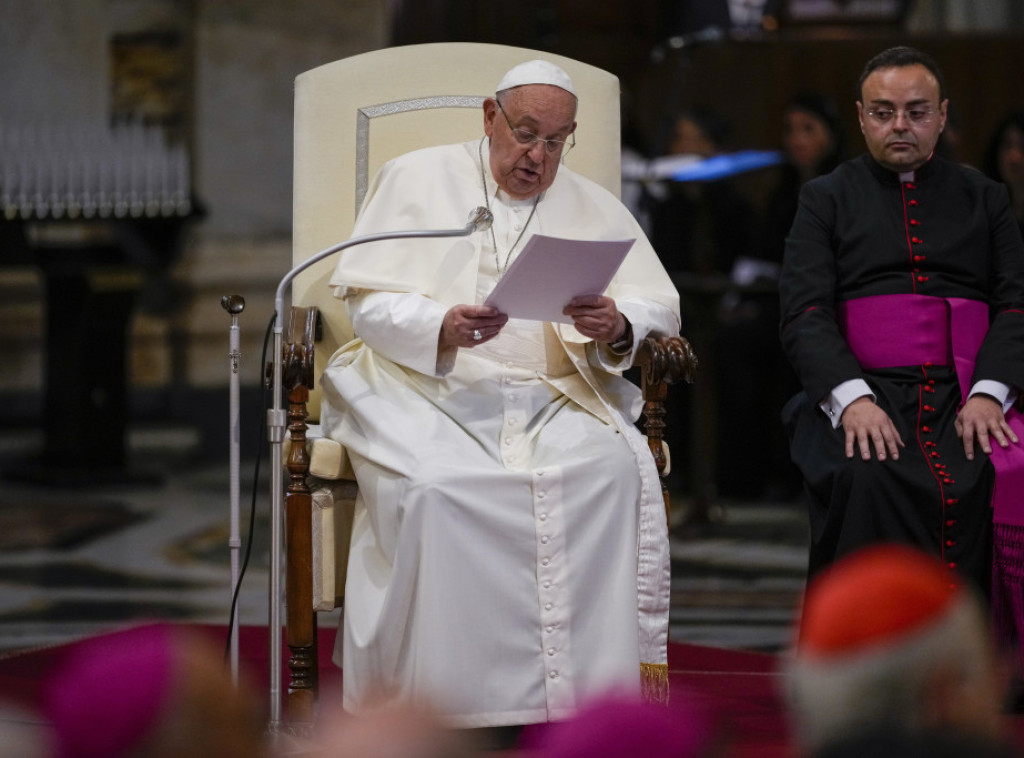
left=635, top=336, right=698, bottom=512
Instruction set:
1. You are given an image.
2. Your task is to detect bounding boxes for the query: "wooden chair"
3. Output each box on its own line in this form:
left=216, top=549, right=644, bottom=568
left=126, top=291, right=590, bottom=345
left=279, top=42, right=697, bottom=728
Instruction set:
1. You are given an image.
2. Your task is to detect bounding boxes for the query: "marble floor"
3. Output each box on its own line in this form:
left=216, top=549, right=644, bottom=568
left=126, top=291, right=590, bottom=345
left=0, top=423, right=809, bottom=660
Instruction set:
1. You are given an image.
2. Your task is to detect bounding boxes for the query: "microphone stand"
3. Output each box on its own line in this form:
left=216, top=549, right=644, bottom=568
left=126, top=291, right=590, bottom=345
left=220, top=294, right=245, bottom=687
left=266, top=206, right=493, bottom=732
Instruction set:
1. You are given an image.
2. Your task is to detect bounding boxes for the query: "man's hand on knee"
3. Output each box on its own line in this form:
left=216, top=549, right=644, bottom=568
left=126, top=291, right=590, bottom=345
left=955, top=395, right=1020, bottom=459
left=841, top=396, right=905, bottom=461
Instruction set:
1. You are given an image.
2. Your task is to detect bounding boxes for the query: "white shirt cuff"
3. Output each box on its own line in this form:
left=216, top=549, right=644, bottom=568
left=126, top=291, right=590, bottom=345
left=968, top=380, right=1015, bottom=413
left=820, top=379, right=875, bottom=430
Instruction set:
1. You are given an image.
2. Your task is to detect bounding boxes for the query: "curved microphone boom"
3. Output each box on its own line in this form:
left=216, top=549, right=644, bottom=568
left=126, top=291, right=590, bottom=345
left=272, top=206, right=493, bottom=323
left=265, top=205, right=492, bottom=730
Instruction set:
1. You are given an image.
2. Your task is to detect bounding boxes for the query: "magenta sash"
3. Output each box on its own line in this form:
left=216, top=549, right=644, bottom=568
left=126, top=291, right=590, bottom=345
left=839, top=294, right=1024, bottom=526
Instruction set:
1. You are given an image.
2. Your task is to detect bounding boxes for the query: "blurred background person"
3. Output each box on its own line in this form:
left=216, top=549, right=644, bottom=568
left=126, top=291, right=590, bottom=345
left=646, top=106, right=757, bottom=500
left=937, top=101, right=969, bottom=165
left=620, top=86, right=657, bottom=237
left=784, top=544, right=1012, bottom=758
left=983, top=109, right=1024, bottom=237
left=760, top=91, right=847, bottom=268
left=649, top=106, right=756, bottom=276
left=716, top=91, right=846, bottom=500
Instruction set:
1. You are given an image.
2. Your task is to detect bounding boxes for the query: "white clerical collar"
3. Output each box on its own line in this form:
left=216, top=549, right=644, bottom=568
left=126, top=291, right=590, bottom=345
left=495, top=189, right=537, bottom=209
left=898, top=151, right=938, bottom=184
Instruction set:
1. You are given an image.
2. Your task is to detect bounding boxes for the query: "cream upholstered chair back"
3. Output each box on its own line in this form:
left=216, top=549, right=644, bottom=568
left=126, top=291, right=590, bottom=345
left=292, top=42, right=622, bottom=422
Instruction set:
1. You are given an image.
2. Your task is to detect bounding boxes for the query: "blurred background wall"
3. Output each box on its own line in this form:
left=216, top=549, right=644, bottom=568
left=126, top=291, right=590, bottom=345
left=1, top=0, right=1021, bottom=473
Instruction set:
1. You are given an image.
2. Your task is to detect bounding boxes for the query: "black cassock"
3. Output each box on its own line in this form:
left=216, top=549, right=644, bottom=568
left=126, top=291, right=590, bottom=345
left=779, top=153, right=1024, bottom=599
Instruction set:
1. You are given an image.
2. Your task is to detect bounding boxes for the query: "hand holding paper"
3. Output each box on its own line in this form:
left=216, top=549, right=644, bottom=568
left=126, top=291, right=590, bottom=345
left=563, top=295, right=627, bottom=343
left=483, top=234, right=635, bottom=323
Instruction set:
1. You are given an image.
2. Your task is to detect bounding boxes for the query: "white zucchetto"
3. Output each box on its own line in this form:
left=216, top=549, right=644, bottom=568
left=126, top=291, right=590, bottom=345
left=496, top=60, right=577, bottom=97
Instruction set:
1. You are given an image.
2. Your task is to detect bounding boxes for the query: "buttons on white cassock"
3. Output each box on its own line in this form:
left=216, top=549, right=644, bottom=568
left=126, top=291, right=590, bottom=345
left=534, top=465, right=573, bottom=715
left=495, top=363, right=574, bottom=715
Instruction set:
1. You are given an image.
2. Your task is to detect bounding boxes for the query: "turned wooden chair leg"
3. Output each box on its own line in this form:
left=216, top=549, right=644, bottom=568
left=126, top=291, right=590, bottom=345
left=281, top=306, right=319, bottom=728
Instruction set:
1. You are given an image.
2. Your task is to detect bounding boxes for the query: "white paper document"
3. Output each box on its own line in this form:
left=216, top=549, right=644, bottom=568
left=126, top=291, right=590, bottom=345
left=484, top=234, right=635, bottom=323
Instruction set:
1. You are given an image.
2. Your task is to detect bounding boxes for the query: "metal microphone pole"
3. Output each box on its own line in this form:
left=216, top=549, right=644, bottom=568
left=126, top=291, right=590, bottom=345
left=221, top=294, right=245, bottom=687
left=266, top=206, right=493, bottom=731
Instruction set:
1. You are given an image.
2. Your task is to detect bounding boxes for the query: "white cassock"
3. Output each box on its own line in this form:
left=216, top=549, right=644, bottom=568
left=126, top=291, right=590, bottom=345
left=320, top=138, right=680, bottom=728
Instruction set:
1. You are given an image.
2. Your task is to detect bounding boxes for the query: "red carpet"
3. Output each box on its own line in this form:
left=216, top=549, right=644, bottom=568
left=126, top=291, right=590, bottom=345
left=0, top=623, right=1019, bottom=758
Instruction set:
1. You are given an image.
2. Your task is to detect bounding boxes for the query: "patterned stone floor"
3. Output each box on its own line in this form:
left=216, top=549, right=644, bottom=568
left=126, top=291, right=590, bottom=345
left=0, top=425, right=809, bottom=659
left=669, top=498, right=808, bottom=652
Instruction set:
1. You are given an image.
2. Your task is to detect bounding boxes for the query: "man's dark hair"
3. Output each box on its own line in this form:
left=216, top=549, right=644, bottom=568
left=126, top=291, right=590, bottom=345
left=857, top=46, right=947, bottom=103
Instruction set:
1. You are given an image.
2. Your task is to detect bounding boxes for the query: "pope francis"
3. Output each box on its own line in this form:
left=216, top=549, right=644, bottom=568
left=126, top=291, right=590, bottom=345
left=320, top=59, right=681, bottom=730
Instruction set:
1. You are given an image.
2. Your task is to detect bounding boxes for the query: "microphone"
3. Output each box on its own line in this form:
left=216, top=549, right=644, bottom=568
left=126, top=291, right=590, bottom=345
left=469, top=205, right=494, bottom=232
left=651, top=26, right=727, bottom=63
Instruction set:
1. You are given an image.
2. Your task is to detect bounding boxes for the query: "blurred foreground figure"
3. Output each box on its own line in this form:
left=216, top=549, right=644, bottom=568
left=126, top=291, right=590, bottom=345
left=43, top=625, right=265, bottom=758
left=0, top=700, right=47, bottom=758
left=516, top=690, right=725, bottom=758
left=785, top=544, right=1010, bottom=757
left=309, top=700, right=478, bottom=758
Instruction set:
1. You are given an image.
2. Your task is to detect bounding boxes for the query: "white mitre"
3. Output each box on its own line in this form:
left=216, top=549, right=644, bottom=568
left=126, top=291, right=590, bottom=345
left=496, top=59, right=577, bottom=97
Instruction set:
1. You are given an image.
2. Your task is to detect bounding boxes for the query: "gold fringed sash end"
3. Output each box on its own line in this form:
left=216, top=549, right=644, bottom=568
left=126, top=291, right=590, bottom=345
left=640, top=662, right=669, bottom=704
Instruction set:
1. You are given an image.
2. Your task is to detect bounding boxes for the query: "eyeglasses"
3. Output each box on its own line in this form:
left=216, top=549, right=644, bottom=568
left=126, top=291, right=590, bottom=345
left=865, top=106, right=940, bottom=125
left=496, top=99, right=575, bottom=155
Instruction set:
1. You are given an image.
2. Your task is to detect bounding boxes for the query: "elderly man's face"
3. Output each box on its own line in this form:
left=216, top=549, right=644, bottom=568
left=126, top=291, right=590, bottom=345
left=483, top=84, right=577, bottom=200
left=857, top=63, right=947, bottom=173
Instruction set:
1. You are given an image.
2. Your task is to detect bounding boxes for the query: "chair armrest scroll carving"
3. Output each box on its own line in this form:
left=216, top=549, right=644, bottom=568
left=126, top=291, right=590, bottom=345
left=635, top=336, right=698, bottom=512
